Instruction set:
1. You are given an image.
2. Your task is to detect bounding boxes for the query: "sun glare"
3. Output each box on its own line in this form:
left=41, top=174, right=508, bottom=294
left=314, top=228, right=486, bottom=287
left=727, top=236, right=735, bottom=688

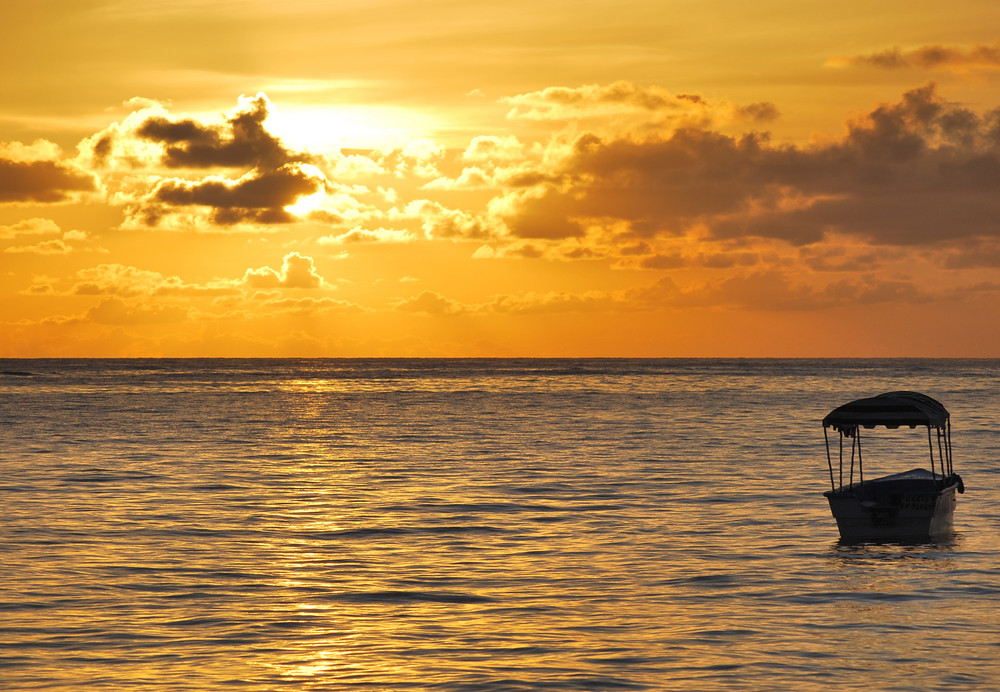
left=266, top=105, right=435, bottom=153
left=284, top=188, right=325, bottom=216
left=284, top=164, right=327, bottom=216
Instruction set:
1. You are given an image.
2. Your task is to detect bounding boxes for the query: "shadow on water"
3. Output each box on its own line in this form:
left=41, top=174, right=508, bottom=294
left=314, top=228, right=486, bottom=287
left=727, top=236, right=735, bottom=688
left=833, top=533, right=961, bottom=551
left=829, top=532, right=962, bottom=564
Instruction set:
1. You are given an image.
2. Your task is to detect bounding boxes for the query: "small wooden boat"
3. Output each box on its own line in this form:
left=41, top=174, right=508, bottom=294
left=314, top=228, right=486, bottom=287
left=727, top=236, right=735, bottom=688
left=821, top=391, right=965, bottom=542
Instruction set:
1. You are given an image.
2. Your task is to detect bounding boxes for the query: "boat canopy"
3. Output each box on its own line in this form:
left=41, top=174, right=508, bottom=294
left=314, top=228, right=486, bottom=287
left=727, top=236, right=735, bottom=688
left=822, top=391, right=949, bottom=434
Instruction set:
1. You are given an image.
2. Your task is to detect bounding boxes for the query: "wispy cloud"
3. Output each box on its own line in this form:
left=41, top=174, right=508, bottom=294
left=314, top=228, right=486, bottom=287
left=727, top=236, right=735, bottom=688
left=829, top=42, right=1000, bottom=72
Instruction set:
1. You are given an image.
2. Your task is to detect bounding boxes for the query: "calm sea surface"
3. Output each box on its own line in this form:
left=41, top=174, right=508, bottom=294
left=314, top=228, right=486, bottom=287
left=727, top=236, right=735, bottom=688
left=2, top=359, right=999, bottom=691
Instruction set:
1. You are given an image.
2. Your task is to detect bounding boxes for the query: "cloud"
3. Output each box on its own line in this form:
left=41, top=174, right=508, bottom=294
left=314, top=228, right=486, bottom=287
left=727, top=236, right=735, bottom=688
left=135, top=93, right=293, bottom=170
left=65, top=255, right=328, bottom=300
left=24, top=283, right=56, bottom=296
left=243, top=252, right=326, bottom=289
left=492, top=83, right=1000, bottom=248
left=489, top=290, right=614, bottom=314
left=83, top=297, right=190, bottom=325
left=424, top=166, right=496, bottom=190
left=82, top=94, right=330, bottom=230
left=938, top=238, right=1000, bottom=269
left=797, top=240, right=900, bottom=272
left=624, top=248, right=763, bottom=271
left=735, top=102, right=780, bottom=123
left=392, top=287, right=614, bottom=317
left=0, top=217, right=61, bottom=238
left=73, top=264, right=175, bottom=296
left=0, top=156, right=97, bottom=203
left=2, top=221, right=97, bottom=255
left=462, top=135, right=526, bottom=164
left=830, top=42, right=1000, bottom=72
left=144, top=162, right=325, bottom=225
left=373, top=139, right=445, bottom=179
left=502, top=81, right=778, bottom=130
left=630, top=271, right=937, bottom=311
left=321, top=151, right=386, bottom=179
left=4, top=238, right=74, bottom=255
left=0, top=139, right=64, bottom=162
left=42, top=297, right=191, bottom=326
left=405, top=199, right=495, bottom=239
left=351, top=266, right=967, bottom=321
left=391, top=287, right=606, bottom=318
left=471, top=241, right=560, bottom=260
left=504, top=81, right=701, bottom=119
left=70, top=263, right=238, bottom=297
left=318, top=227, right=414, bottom=244
left=390, top=275, right=928, bottom=318
left=250, top=295, right=365, bottom=314
left=394, top=290, right=467, bottom=315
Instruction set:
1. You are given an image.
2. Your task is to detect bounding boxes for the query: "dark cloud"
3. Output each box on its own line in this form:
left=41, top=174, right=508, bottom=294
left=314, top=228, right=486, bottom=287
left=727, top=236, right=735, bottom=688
left=500, top=127, right=774, bottom=239
left=633, top=250, right=761, bottom=270
left=150, top=163, right=322, bottom=225
left=91, top=134, right=114, bottom=167
left=735, top=102, right=780, bottom=122
left=502, top=191, right=585, bottom=239
left=939, top=238, right=1000, bottom=269
left=111, top=94, right=333, bottom=228
left=498, top=84, right=1000, bottom=246
left=838, top=42, right=1000, bottom=71
left=798, top=243, right=896, bottom=272
left=136, top=93, right=294, bottom=170
left=0, top=158, right=97, bottom=203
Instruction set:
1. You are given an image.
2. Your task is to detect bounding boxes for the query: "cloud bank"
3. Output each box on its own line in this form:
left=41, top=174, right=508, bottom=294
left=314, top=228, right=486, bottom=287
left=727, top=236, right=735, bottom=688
left=493, top=83, right=1000, bottom=251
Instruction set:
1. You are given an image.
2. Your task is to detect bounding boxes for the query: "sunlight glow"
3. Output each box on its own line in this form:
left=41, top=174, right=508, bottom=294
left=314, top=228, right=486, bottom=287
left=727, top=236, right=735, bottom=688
left=266, top=105, right=437, bottom=152
left=284, top=164, right=327, bottom=216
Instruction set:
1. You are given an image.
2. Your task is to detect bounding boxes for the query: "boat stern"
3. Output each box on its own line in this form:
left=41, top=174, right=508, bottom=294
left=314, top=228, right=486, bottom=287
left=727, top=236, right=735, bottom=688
left=825, top=479, right=958, bottom=542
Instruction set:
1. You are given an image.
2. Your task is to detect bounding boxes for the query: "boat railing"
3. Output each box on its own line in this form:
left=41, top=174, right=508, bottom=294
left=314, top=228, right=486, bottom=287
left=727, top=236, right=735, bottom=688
left=823, top=421, right=952, bottom=494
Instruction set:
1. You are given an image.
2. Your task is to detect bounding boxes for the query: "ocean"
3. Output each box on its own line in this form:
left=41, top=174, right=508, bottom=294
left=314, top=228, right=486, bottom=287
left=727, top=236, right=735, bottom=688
left=2, top=358, right=999, bottom=690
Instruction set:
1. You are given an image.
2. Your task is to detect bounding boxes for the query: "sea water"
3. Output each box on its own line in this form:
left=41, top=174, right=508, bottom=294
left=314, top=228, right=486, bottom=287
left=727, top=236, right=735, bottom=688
left=2, top=359, right=999, bottom=690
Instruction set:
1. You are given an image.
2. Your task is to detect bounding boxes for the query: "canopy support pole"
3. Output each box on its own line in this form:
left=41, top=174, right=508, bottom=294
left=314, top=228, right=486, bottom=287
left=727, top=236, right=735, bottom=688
left=947, top=420, right=953, bottom=476
left=849, top=429, right=857, bottom=489
left=856, top=428, right=863, bottom=488
left=936, top=427, right=945, bottom=479
left=927, top=427, right=936, bottom=480
left=839, top=431, right=844, bottom=489
left=824, top=426, right=836, bottom=491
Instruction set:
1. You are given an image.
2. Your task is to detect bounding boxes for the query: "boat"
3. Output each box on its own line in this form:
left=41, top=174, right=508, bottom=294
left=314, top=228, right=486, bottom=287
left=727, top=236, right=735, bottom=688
left=821, top=391, right=965, bottom=542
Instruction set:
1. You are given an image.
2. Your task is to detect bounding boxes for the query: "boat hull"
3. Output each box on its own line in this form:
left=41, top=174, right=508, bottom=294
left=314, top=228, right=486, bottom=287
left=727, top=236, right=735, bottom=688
left=824, top=470, right=959, bottom=542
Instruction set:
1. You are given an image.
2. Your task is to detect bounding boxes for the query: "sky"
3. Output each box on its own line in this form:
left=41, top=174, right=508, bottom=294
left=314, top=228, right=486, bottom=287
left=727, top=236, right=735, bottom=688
left=4, top=0, right=1000, bottom=357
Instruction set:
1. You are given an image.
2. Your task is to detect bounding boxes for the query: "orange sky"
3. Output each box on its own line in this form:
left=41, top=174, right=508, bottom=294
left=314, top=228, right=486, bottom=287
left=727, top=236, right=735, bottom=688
left=4, top=1, right=1000, bottom=356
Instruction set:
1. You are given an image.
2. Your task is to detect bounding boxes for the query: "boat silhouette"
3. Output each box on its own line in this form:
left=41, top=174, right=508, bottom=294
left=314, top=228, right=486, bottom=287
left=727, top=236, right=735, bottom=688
left=821, top=391, right=964, bottom=542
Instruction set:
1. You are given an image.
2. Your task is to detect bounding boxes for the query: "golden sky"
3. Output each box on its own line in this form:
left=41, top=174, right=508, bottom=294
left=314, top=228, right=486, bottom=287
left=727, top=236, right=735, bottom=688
left=4, top=0, right=1000, bottom=356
